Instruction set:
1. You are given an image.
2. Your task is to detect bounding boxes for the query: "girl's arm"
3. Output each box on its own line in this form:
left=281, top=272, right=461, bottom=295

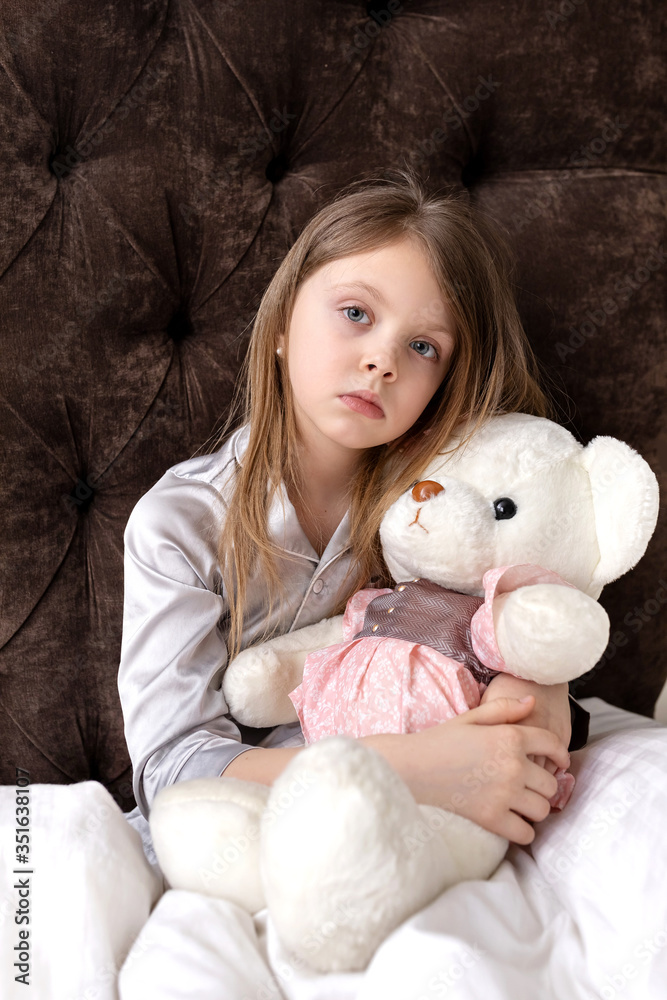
left=225, top=695, right=571, bottom=846
left=118, top=476, right=267, bottom=819
left=479, top=674, right=572, bottom=771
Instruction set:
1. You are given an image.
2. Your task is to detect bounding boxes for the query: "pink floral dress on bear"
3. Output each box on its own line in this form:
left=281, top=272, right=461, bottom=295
left=288, top=563, right=576, bottom=812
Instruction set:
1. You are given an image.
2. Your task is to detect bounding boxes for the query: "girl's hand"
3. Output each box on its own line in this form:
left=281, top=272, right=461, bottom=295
left=393, top=695, right=571, bottom=845
left=480, top=677, right=572, bottom=776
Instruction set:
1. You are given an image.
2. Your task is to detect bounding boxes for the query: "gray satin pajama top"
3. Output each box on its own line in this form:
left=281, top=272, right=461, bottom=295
left=118, top=422, right=355, bottom=822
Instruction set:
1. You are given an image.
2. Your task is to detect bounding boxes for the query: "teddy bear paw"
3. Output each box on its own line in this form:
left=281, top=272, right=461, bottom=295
left=412, top=804, right=509, bottom=882
left=494, top=583, right=610, bottom=683
left=150, top=776, right=269, bottom=913
left=258, top=736, right=471, bottom=972
left=223, top=644, right=301, bottom=727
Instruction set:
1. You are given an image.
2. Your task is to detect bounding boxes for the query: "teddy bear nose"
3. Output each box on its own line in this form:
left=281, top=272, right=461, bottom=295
left=411, top=480, right=445, bottom=502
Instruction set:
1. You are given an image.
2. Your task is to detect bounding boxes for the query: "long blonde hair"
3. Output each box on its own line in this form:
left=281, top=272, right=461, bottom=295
left=203, top=167, right=558, bottom=661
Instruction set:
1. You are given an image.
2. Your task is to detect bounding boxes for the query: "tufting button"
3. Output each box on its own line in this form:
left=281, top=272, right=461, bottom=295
left=48, top=139, right=93, bottom=181
left=62, top=472, right=97, bottom=514
left=312, top=579, right=324, bottom=594
left=166, top=308, right=191, bottom=342
left=366, top=0, right=401, bottom=18
left=265, top=152, right=289, bottom=183
left=49, top=149, right=71, bottom=180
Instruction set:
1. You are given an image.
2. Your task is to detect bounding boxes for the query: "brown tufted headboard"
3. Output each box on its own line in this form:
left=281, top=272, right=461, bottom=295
left=1, top=1, right=664, bottom=813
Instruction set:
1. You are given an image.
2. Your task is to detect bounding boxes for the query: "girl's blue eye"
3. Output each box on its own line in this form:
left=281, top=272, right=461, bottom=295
left=343, top=306, right=369, bottom=324
left=342, top=308, right=439, bottom=360
left=410, top=340, right=438, bottom=360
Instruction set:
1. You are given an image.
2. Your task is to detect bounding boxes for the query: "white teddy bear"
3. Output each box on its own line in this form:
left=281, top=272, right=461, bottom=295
left=149, top=413, right=659, bottom=973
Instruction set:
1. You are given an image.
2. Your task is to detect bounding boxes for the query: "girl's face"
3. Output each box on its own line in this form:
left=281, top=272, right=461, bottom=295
left=279, top=237, right=456, bottom=461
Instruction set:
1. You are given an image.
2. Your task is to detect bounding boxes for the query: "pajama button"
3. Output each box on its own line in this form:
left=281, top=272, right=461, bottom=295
left=312, top=579, right=324, bottom=594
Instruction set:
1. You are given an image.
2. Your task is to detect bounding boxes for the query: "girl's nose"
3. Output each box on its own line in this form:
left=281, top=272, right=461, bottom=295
left=411, top=480, right=445, bottom=502
left=365, top=362, right=395, bottom=378
left=362, top=348, right=397, bottom=379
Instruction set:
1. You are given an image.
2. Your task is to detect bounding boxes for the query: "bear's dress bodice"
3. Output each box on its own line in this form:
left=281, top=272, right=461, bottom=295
left=352, top=578, right=498, bottom=687
left=287, top=563, right=579, bottom=813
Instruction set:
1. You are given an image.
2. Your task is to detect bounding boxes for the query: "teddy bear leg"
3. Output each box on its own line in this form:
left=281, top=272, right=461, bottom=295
left=414, top=804, right=509, bottom=883
left=259, top=736, right=475, bottom=973
left=149, top=776, right=269, bottom=914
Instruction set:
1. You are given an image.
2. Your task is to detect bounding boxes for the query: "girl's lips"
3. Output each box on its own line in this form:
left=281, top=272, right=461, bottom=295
left=339, top=394, right=384, bottom=419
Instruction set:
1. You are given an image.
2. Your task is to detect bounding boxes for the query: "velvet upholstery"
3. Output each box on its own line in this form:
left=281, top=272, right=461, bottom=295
left=0, top=0, right=664, bottom=812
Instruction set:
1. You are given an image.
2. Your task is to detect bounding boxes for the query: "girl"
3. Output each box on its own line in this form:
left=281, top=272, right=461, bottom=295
left=118, top=168, right=585, bottom=876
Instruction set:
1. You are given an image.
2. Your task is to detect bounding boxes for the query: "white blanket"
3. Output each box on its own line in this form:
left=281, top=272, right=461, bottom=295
left=0, top=781, right=162, bottom=1000
left=2, top=697, right=666, bottom=1000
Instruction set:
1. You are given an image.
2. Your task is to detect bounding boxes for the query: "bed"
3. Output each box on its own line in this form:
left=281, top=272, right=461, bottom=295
left=1, top=697, right=666, bottom=999
left=1, top=1, right=665, bottom=998
left=121, top=697, right=667, bottom=1000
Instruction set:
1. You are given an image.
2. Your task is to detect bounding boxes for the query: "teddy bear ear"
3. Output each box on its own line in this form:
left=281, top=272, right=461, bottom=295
left=581, top=435, right=660, bottom=588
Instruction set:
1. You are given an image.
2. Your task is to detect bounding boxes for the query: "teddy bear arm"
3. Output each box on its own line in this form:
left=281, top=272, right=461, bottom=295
left=222, top=615, right=345, bottom=727
left=492, top=583, right=610, bottom=685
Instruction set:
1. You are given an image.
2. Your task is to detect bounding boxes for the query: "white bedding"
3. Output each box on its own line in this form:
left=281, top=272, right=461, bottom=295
left=2, top=696, right=667, bottom=1000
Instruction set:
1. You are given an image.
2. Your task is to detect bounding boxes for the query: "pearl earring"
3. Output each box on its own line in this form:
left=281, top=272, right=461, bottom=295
left=276, top=347, right=283, bottom=356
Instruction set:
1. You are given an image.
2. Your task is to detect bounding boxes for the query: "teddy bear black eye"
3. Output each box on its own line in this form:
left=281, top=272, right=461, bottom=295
left=493, top=497, right=517, bottom=520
